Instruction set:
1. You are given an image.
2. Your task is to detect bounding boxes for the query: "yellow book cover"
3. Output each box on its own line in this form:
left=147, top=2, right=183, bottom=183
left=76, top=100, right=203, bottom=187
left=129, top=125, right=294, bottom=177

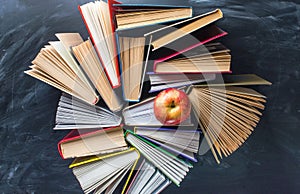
left=69, top=147, right=139, bottom=168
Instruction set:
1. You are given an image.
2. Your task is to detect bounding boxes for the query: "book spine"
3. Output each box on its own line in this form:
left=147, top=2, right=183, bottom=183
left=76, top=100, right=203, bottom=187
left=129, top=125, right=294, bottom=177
left=57, top=142, right=65, bottom=159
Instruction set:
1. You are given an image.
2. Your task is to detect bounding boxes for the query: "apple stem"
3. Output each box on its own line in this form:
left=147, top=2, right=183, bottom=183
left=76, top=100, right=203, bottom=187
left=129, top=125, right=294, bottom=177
left=169, top=100, right=176, bottom=108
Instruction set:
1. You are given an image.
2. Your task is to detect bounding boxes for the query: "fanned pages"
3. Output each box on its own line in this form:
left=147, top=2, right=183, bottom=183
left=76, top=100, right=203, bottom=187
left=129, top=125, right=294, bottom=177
left=54, top=93, right=121, bottom=130
left=151, top=25, right=228, bottom=69
left=113, top=4, right=192, bottom=30
left=72, top=148, right=139, bottom=194
left=25, top=33, right=99, bottom=104
left=118, top=36, right=146, bottom=101
left=123, top=97, right=193, bottom=126
left=148, top=73, right=216, bottom=93
left=57, top=126, right=128, bottom=159
left=134, top=127, right=200, bottom=162
left=125, top=159, right=171, bottom=194
left=72, top=39, right=122, bottom=111
left=125, top=131, right=192, bottom=186
left=154, top=42, right=231, bottom=73
left=188, top=86, right=267, bottom=163
left=79, top=1, right=120, bottom=87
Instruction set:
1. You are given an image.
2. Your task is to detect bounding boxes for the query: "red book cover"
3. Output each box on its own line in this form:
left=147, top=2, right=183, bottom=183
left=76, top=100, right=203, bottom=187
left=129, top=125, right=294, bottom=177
left=78, top=2, right=121, bottom=88
left=57, top=126, right=122, bottom=159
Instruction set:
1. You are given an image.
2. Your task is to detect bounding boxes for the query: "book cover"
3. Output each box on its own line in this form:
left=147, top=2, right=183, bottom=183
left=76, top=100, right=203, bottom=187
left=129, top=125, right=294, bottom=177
left=57, top=126, right=126, bottom=159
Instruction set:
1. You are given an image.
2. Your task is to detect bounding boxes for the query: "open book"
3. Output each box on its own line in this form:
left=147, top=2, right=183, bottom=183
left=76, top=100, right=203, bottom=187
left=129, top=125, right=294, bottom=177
left=145, top=9, right=223, bottom=51
left=72, top=39, right=122, bottom=111
left=134, top=127, right=200, bottom=162
left=154, top=42, right=231, bottom=73
left=25, top=33, right=99, bottom=104
left=113, top=4, right=192, bottom=30
left=54, top=93, right=121, bottom=130
left=124, top=159, right=171, bottom=194
left=186, top=74, right=272, bottom=163
left=57, top=126, right=127, bottom=159
left=79, top=0, right=120, bottom=88
left=125, top=131, right=192, bottom=186
left=117, top=36, right=151, bottom=101
left=71, top=148, right=140, bottom=194
left=148, top=72, right=216, bottom=93
left=25, top=33, right=122, bottom=111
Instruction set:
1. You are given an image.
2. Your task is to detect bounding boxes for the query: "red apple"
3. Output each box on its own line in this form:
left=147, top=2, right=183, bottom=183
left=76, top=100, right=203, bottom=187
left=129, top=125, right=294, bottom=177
left=154, top=88, right=191, bottom=125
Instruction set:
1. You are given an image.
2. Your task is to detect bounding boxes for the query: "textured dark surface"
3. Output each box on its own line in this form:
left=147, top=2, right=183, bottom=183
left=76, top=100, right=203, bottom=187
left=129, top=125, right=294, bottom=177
left=0, top=0, right=300, bottom=193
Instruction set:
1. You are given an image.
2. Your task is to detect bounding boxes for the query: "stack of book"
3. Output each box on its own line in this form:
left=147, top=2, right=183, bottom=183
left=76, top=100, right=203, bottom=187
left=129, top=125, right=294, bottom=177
left=25, top=0, right=272, bottom=193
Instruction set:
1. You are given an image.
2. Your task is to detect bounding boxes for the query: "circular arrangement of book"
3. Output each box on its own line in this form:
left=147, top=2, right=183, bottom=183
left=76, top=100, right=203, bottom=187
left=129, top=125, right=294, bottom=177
left=25, top=1, right=271, bottom=193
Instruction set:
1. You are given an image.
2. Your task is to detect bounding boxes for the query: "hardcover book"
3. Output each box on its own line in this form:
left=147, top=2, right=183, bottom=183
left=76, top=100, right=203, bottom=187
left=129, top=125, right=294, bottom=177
left=153, top=42, right=231, bottom=73
left=72, top=39, right=123, bottom=111
left=79, top=0, right=121, bottom=88
left=186, top=74, right=271, bottom=163
left=125, top=130, right=192, bottom=186
left=134, top=127, right=200, bottom=162
left=116, top=33, right=152, bottom=101
left=54, top=93, right=122, bottom=130
left=148, top=70, right=216, bottom=93
left=125, top=159, right=171, bottom=194
left=113, top=4, right=192, bottom=31
left=145, top=9, right=224, bottom=51
left=25, top=33, right=99, bottom=104
left=57, top=126, right=127, bottom=159
left=71, top=148, right=140, bottom=194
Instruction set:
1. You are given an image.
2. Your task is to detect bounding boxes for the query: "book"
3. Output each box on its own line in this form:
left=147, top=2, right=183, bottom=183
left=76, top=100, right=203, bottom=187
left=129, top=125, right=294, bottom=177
left=72, top=148, right=140, bottom=194
left=113, top=4, right=192, bottom=30
left=145, top=9, right=223, bottom=51
left=186, top=74, right=271, bottom=163
left=116, top=25, right=153, bottom=101
left=125, top=131, right=192, bottom=186
left=122, top=97, right=193, bottom=126
left=54, top=93, right=121, bottom=130
left=125, top=159, right=171, bottom=194
left=57, top=126, right=127, bottom=159
left=151, top=24, right=228, bottom=72
left=118, top=36, right=147, bottom=101
left=79, top=0, right=120, bottom=88
left=134, top=127, right=200, bottom=162
left=69, top=148, right=137, bottom=168
left=192, top=74, right=272, bottom=87
left=72, top=39, right=122, bottom=111
left=154, top=42, right=231, bottom=73
left=148, top=72, right=216, bottom=93
left=25, top=33, right=99, bottom=104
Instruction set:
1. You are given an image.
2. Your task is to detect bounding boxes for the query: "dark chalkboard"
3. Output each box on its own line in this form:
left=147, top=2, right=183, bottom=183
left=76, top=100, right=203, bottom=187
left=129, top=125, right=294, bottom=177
left=0, top=0, right=299, bottom=193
